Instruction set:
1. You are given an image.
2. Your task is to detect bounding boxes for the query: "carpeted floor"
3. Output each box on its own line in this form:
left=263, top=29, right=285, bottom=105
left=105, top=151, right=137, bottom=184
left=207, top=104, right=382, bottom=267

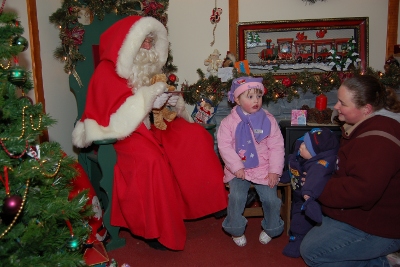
left=107, top=216, right=307, bottom=267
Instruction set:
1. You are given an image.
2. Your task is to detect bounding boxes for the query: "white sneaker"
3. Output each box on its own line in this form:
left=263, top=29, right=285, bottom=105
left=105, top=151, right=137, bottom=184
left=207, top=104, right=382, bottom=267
left=259, top=231, right=272, bottom=245
left=232, top=235, right=247, bottom=247
left=387, top=252, right=400, bottom=267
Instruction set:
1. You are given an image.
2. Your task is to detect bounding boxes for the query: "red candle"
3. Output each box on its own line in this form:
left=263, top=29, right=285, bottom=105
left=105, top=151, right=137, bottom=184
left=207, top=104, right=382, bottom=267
left=315, top=94, right=327, bottom=111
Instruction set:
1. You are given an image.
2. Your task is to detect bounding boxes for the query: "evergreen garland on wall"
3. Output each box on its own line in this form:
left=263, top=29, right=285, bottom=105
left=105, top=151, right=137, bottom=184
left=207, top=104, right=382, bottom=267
left=182, top=63, right=400, bottom=106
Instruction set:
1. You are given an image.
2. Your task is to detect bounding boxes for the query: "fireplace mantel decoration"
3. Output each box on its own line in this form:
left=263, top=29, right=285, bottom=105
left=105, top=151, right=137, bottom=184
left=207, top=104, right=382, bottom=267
left=182, top=62, right=400, bottom=106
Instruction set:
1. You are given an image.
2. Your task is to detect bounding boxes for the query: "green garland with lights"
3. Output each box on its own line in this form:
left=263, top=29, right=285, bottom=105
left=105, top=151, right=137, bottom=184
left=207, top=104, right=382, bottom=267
left=49, top=0, right=175, bottom=76
left=182, top=63, right=400, bottom=106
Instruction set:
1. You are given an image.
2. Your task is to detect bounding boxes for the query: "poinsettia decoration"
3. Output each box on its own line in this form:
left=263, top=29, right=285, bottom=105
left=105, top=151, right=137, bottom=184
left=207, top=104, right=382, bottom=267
left=143, top=1, right=164, bottom=16
left=63, top=27, right=85, bottom=46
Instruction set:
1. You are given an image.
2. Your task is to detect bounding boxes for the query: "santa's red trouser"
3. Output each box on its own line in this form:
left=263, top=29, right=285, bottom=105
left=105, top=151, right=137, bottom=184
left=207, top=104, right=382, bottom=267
left=111, top=118, right=228, bottom=250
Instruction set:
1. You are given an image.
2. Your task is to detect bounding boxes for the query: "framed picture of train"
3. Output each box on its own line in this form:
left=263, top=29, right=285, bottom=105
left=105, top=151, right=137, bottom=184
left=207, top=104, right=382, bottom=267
left=236, top=17, right=368, bottom=77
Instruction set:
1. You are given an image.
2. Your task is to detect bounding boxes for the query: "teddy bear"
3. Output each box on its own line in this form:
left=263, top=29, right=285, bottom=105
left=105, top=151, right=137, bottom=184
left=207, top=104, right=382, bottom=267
left=151, top=74, right=177, bottom=130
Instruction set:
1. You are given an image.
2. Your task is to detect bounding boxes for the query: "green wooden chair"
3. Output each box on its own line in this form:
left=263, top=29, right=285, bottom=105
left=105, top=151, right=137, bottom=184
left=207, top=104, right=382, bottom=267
left=69, top=13, right=126, bottom=251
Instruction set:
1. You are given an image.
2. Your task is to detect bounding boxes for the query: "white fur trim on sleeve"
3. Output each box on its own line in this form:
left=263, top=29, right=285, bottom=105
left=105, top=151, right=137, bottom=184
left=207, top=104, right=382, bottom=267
left=72, top=84, right=163, bottom=148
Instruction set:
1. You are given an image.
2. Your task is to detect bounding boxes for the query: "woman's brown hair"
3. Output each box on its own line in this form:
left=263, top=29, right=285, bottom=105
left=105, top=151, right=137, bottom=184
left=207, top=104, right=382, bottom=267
left=342, top=75, right=400, bottom=113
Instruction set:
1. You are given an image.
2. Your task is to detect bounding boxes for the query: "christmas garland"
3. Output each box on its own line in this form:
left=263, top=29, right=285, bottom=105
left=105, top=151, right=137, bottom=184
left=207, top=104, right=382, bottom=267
left=49, top=0, right=172, bottom=76
left=182, top=63, right=400, bottom=106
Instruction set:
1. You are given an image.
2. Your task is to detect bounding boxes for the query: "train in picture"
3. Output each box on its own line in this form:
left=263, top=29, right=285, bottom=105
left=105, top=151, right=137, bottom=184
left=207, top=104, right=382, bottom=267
left=257, top=37, right=351, bottom=64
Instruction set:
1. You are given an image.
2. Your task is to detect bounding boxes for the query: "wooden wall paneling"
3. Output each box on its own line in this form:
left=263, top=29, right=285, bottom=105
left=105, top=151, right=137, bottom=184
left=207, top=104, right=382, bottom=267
left=386, top=0, right=399, bottom=59
left=26, top=0, right=48, bottom=142
left=229, top=0, right=238, bottom=55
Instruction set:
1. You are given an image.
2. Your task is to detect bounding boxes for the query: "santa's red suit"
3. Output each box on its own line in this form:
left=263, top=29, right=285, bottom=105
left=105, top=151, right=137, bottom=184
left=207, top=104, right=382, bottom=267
left=72, top=16, right=227, bottom=250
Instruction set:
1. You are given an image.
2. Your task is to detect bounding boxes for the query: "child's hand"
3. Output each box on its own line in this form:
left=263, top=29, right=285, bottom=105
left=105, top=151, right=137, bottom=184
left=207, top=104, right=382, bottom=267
left=266, top=173, right=279, bottom=188
left=301, top=172, right=307, bottom=186
left=235, top=169, right=245, bottom=180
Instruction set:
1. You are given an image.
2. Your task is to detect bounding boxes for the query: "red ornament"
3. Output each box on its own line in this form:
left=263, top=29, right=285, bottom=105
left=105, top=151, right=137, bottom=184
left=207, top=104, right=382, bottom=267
left=3, top=195, right=22, bottom=216
left=315, top=94, right=328, bottom=111
left=210, top=8, right=223, bottom=24
left=282, top=78, right=292, bottom=87
left=168, top=74, right=177, bottom=83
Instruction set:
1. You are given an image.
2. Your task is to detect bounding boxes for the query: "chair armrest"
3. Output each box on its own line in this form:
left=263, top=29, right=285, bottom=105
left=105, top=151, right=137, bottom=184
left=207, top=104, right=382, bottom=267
left=93, top=138, right=117, bottom=145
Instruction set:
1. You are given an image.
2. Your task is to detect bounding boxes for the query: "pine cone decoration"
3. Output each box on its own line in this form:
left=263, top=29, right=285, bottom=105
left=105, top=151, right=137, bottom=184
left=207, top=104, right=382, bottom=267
left=301, top=105, right=333, bottom=124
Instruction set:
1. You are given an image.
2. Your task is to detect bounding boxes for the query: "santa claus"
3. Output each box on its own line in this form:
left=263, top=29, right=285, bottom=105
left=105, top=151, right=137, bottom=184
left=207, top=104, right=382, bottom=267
left=72, top=16, right=227, bottom=251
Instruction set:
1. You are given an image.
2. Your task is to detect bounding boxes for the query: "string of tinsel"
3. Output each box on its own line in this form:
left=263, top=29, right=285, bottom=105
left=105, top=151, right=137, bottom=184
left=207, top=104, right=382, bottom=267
left=49, top=0, right=173, bottom=77
left=182, top=64, right=400, bottom=106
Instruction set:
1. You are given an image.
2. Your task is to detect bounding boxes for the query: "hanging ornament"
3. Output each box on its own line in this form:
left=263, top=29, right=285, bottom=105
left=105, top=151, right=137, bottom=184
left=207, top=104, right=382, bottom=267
left=168, top=73, right=177, bottom=83
left=2, top=195, right=22, bottom=216
left=209, top=0, right=222, bottom=46
left=282, top=78, right=293, bottom=87
left=11, top=35, right=29, bottom=52
left=0, top=166, right=23, bottom=217
left=65, top=219, right=82, bottom=252
left=77, top=7, right=94, bottom=26
left=66, top=235, right=82, bottom=252
left=8, top=65, right=27, bottom=86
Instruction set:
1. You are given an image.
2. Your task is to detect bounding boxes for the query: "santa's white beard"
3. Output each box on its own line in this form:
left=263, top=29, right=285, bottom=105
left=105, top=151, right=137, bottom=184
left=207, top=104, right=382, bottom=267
left=128, top=48, right=160, bottom=91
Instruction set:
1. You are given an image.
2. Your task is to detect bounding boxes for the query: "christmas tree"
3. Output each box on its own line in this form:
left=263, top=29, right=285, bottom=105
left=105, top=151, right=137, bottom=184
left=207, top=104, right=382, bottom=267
left=254, top=32, right=261, bottom=44
left=1, top=12, right=91, bottom=266
left=247, top=32, right=254, bottom=44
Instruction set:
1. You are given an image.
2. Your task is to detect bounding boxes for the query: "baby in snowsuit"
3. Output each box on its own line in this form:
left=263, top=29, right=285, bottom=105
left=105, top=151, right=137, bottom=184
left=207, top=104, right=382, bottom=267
left=281, top=127, right=339, bottom=258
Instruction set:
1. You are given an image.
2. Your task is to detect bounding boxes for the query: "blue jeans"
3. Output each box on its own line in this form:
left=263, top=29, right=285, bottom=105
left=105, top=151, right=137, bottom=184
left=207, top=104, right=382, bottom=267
left=300, top=216, right=400, bottom=267
left=222, top=178, right=284, bottom=237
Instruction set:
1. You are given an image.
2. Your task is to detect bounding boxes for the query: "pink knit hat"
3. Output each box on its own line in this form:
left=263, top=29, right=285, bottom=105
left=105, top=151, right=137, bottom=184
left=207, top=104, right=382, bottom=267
left=228, top=76, right=266, bottom=102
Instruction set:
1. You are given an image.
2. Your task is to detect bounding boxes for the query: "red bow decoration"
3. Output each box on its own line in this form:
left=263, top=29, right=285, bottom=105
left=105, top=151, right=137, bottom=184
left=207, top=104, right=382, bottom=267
left=210, top=8, right=222, bottom=24
left=63, top=27, right=85, bottom=46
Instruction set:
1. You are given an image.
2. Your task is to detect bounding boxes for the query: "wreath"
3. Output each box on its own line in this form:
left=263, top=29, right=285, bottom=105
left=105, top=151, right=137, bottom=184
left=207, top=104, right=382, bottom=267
left=49, top=0, right=172, bottom=79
